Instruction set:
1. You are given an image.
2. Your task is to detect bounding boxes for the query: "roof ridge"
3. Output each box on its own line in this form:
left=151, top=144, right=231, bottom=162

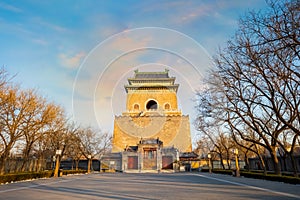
left=134, top=68, right=169, bottom=74
left=136, top=71, right=167, bottom=74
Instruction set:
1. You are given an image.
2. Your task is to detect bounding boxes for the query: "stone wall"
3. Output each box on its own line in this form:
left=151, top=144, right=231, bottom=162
left=112, top=115, right=192, bottom=152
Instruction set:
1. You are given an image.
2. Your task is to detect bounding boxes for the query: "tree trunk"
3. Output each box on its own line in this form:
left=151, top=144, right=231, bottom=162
left=21, top=142, right=34, bottom=172
left=0, top=157, right=6, bottom=175
left=36, top=154, right=44, bottom=172
left=244, top=154, right=250, bottom=171
left=87, top=158, right=91, bottom=173
left=76, top=159, right=79, bottom=170
left=0, top=142, right=14, bottom=174
left=219, top=153, right=225, bottom=169
left=283, top=155, right=287, bottom=172
left=20, top=155, right=29, bottom=172
left=71, top=160, right=74, bottom=170
left=289, top=152, right=298, bottom=177
left=0, top=150, right=11, bottom=175
left=289, top=135, right=299, bottom=177
left=257, top=153, right=267, bottom=175
left=226, top=154, right=231, bottom=170
left=270, top=149, right=281, bottom=175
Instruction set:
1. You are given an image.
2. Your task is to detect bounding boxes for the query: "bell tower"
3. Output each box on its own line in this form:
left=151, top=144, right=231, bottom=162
left=112, top=69, right=192, bottom=152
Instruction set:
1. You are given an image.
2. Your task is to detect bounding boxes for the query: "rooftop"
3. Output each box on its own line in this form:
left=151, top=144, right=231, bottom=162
left=125, top=69, right=179, bottom=93
left=134, top=69, right=170, bottom=79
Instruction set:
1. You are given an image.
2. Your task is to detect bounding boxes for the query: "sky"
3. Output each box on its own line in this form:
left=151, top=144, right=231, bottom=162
left=0, top=0, right=270, bottom=148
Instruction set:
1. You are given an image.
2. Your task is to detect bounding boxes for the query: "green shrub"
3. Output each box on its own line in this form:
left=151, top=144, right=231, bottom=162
left=212, top=169, right=233, bottom=175
left=62, top=169, right=87, bottom=175
left=201, top=169, right=300, bottom=184
left=0, top=171, right=53, bottom=184
left=0, top=170, right=88, bottom=184
left=201, top=168, right=233, bottom=175
left=240, top=171, right=300, bottom=184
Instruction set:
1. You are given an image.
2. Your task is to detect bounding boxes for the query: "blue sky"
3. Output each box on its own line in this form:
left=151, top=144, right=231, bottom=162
left=0, top=0, right=269, bottom=146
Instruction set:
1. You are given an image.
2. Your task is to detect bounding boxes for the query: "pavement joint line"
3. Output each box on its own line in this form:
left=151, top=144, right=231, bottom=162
left=192, top=174, right=300, bottom=199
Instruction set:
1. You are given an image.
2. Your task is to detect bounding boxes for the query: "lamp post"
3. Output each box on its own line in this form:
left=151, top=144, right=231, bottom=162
left=233, top=148, right=240, bottom=177
left=207, top=153, right=212, bottom=173
left=54, top=150, right=62, bottom=177
left=87, top=155, right=92, bottom=173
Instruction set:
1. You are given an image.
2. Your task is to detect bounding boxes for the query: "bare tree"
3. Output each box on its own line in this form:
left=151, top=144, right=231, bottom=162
left=195, top=1, right=299, bottom=175
left=18, top=90, right=62, bottom=171
left=62, top=123, right=82, bottom=170
left=77, top=127, right=111, bottom=159
left=76, top=127, right=111, bottom=172
left=195, top=89, right=235, bottom=170
left=0, top=68, right=13, bottom=174
left=0, top=86, right=27, bottom=174
left=0, top=67, right=113, bottom=174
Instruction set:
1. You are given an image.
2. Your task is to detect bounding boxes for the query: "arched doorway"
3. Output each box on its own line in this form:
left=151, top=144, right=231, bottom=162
left=146, top=100, right=158, bottom=110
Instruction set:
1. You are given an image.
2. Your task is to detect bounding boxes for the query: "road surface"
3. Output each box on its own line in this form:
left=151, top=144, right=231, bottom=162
left=0, top=172, right=299, bottom=200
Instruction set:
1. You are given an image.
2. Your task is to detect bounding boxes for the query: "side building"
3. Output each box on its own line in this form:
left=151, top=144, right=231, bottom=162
left=101, top=69, right=192, bottom=172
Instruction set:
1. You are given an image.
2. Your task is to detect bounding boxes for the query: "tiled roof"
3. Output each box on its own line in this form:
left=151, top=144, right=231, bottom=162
left=135, top=73, right=169, bottom=78
left=180, top=152, right=198, bottom=158
left=134, top=69, right=170, bottom=79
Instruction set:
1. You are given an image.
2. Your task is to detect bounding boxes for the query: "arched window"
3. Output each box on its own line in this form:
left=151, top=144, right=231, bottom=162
left=134, top=104, right=139, bottom=110
left=164, top=103, right=170, bottom=110
left=146, top=100, right=158, bottom=110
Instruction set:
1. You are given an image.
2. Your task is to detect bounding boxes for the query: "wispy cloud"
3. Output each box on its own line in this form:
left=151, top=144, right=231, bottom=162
left=30, top=17, right=68, bottom=33
left=176, top=5, right=213, bottom=24
left=59, top=52, right=86, bottom=69
left=32, top=38, right=48, bottom=46
left=138, top=1, right=214, bottom=25
left=0, top=2, right=22, bottom=13
left=109, top=34, right=151, bottom=52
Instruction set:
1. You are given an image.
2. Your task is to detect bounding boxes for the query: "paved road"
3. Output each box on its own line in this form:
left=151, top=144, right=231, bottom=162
left=0, top=172, right=299, bottom=200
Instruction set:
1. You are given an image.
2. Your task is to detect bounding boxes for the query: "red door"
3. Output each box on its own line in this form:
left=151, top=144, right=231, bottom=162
left=162, top=156, right=173, bottom=169
left=128, top=156, right=138, bottom=169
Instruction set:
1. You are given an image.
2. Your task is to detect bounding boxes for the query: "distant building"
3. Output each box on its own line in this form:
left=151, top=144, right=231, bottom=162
left=101, top=69, right=192, bottom=172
